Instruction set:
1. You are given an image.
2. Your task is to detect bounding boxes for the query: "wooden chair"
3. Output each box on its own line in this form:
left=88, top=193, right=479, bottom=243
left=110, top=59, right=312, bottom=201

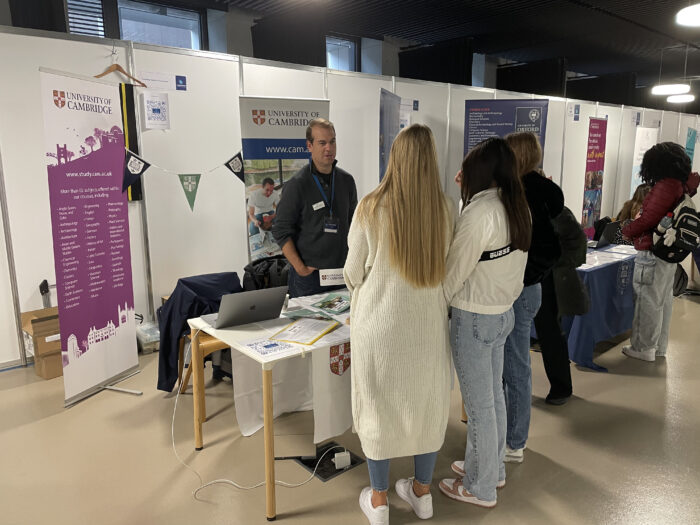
left=177, top=332, right=229, bottom=424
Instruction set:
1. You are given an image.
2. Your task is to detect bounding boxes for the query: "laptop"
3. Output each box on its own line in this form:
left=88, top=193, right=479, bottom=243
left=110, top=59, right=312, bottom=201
left=201, top=286, right=288, bottom=329
left=587, top=221, right=621, bottom=249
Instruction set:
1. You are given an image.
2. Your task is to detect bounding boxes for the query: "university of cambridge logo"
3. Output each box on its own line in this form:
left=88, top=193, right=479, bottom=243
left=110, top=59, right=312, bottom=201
left=53, top=90, right=66, bottom=108
left=330, top=342, right=350, bottom=376
left=252, top=109, right=266, bottom=125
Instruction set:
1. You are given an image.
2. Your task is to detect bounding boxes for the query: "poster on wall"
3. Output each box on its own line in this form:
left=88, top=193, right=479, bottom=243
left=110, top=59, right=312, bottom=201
left=581, top=118, right=608, bottom=237
left=40, top=70, right=137, bottom=406
left=379, top=89, right=401, bottom=182
left=630, top=126, right=659, bottom=198
left=686, top=127, right=697, bottom=165
left=239, top=96, right=330, bottom=261
left=463, top=99, right=549, bottom=156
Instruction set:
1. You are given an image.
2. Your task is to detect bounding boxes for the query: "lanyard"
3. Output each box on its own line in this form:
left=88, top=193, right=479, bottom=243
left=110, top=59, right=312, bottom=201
left=310, top=160, right=335, bottom=216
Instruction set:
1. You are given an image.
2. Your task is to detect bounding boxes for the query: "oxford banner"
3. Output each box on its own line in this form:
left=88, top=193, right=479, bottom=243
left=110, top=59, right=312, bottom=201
left=239, top=96, right=329, bottom=261
left=40, top=70, right=137, bottom=406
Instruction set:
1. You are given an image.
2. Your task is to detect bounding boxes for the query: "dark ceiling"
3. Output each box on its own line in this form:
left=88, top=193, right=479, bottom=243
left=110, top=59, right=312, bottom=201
left=214, top=0, right=700, bottom=87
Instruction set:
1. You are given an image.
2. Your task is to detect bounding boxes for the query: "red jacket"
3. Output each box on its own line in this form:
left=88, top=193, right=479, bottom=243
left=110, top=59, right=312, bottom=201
left=622, top=172, right=700, bottom=251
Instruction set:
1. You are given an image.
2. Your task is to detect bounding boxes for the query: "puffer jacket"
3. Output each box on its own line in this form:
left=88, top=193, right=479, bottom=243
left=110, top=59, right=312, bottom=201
left=621, top=173, right=700, bottom=251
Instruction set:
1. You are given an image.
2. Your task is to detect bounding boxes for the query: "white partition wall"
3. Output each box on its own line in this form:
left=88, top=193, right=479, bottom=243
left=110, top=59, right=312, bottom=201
left=613, top=107, right=645, bottom=215
left=327, top=70, right=393, bottom=200
left=660, top=111, right=681, bottom=143
left=561, top=101, right=598, bottom=222
left=241, top=60, right=325, bottom=99
left=394, top=79, right=450, bottom=185
left=132, top=46, right=245, bottom=312
left=542, top=98, right=566, bottom=185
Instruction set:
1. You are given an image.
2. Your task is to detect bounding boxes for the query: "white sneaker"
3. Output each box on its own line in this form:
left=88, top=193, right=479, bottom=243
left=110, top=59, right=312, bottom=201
left=395, top=478, right=433, bottom=519
left=450, top=461, right=505, bottom=488
left=359, top=487, right=389, bottom=525
left=622, top=345, right=655, bottom=362
left=504, top=446, right=524, bottom=463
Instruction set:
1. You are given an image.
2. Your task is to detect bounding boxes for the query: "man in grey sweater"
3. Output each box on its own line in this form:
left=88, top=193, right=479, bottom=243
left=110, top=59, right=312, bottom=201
left=272, top=118, right=357, bottom=298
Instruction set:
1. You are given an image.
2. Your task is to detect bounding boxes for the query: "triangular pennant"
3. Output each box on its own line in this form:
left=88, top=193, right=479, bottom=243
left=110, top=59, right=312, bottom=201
left=178, top=174, right=201, bottom=211
left=224, top=152, right=245, bottom=183
left=123, top=150, right=150, bottom=192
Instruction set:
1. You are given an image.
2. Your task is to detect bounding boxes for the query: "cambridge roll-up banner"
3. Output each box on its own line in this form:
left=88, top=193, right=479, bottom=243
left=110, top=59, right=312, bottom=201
left=40, top=70, right=138, bottom=406
left=239, top=96, right=329, bottom=261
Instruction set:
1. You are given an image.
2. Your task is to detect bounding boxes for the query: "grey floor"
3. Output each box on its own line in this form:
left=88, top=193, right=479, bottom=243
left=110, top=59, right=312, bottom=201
left=2, top=295, right=700, bottom=525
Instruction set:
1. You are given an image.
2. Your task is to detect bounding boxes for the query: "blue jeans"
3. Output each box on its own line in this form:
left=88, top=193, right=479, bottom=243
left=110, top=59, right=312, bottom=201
left=451, top=307, right=514, bottom=502
left=248, top=212, right=273, bottom=235
left=366, top=452, right=438, bottom=492
left=503, top=284, right=541, bottom=450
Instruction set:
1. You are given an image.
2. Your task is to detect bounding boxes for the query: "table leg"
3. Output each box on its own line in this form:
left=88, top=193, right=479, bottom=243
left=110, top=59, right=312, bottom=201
left=263, top=367, right=276, bottom=521
left=192, top=330, right=205, bottom=451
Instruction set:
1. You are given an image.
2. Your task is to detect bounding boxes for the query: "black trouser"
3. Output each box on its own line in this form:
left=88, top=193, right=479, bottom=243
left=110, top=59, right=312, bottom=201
left=533, top=272, right=573, bottom=398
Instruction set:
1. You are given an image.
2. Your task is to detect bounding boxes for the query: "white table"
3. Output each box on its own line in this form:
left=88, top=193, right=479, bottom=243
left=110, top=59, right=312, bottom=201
left=187, top=292, right=351, bottom=521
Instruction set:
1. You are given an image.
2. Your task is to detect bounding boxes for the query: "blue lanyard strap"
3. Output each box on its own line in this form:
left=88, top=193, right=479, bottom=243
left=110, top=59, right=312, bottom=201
left=311, top=162, right=335, bottom=216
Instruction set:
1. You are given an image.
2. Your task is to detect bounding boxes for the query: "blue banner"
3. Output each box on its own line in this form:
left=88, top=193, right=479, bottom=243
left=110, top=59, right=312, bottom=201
left=685, top=127, right=696, bottom=165
left=464, top=99, right=549, bottom=156
left=241, top=138, right=310, bottom=160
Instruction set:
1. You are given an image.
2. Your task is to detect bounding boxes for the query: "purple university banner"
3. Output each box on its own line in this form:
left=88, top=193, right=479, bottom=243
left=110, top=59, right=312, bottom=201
left=40, top=71, right=137, bottom=405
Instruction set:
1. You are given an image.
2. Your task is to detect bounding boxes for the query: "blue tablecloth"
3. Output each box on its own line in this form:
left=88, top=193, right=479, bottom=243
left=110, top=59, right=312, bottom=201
left=533, top=246, right=636, bottom=372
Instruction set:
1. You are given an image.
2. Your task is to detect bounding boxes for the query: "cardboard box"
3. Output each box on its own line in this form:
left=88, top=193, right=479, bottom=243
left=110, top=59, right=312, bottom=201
left=34, top=352, right=63, bottom=380
left=21, top=307, right=63, bottom=379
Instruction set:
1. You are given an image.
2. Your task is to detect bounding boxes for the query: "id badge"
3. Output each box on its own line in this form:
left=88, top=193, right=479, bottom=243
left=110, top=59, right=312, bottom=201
left=324, top=217, right=339, bottom=234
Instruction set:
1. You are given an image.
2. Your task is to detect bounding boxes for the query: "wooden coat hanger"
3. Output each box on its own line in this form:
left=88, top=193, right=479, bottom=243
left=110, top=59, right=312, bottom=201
left=95, top=63, right=147, bottom=88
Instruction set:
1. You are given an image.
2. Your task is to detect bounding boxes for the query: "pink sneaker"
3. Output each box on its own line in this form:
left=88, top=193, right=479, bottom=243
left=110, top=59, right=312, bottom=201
left=438, top=477, right=496, bottom=508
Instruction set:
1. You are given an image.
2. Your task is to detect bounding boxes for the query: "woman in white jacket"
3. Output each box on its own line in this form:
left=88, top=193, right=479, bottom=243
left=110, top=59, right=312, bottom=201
left=439, top=137, right=531, bottom=508
left=344, top=124, right=454, bottom=525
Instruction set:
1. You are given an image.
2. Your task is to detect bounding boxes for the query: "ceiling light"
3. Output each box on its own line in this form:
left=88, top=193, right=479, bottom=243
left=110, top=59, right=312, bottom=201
left=651, top=83, right=690, bottom=95
left=667, top=94, right=695, bottom=103
left=676, top=4, right=700, bottom=26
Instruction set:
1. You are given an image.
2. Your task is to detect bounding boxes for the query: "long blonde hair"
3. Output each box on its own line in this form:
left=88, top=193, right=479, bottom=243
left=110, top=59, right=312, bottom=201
left=357, top=124, right=449, bottom=288
left=504, top=132, right=542, bottom=176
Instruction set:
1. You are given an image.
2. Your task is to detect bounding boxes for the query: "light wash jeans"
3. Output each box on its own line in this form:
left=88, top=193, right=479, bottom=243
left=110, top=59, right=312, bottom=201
left=366, top=452, right=438, bottom=492
left=451, top=306, right=515, bottom=502
left=503, top=284, right=542, bottom=450
left=631, top=250, right=676, bottom=356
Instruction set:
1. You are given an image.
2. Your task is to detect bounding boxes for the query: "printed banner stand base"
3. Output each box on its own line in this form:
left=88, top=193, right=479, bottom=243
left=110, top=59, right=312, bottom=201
left=65, top=365, right=141, bottom=407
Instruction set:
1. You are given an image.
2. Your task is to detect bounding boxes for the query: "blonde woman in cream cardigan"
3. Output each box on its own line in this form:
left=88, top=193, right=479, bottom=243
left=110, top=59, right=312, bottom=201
left=344, top=124, right=454, bottom=525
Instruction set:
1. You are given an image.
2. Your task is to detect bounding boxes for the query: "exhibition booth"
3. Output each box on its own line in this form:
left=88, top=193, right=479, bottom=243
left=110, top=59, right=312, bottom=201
left=3, top=24, right=700, bottom=521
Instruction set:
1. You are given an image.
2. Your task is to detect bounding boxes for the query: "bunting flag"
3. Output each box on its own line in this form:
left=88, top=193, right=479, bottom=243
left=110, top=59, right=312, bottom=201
left=178, top=174, right=201, bottom=211
left=224, top=151, right=245, bottom=182
left=123, top=151, right=150, bottom=192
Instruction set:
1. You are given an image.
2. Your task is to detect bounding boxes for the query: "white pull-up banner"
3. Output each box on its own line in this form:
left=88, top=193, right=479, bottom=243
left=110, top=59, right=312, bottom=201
left=40, top=70, right=138, bottom=406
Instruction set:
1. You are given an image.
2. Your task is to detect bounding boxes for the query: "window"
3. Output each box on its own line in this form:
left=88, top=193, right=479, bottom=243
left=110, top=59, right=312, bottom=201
left=118, top=0, right=202, bottom=50
left=66, top=0, right=106, bottom=37
left=326, top=36, right=358, bottom=72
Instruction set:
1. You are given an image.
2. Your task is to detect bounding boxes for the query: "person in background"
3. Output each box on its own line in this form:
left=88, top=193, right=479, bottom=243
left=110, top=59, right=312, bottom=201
left=613, top=183, right=651, bottom=245
left=344, top=124, right=454, bottom=524
left=501, top=132, right=563, bottom=456
left=539, top=205, right=589, bottom=405
left=621, top=143, right=700, bottom=362
left=440, top=137, right=531, bottom=508
left=273, top=118, right=357, bottom=298
left=248, top=177, right=280, bottom=235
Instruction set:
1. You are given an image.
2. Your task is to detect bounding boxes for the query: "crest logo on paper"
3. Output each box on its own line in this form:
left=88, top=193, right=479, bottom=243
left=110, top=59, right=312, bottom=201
left=330, top=343, right=351, bottom=376
left=229, top=156, right=243, bottom=173
left=53, top=90, right=66, bottom=108
left=127, top=156, right=145, bottom=175
left=252, top=109, right=266, bottom=125
left=529, top=109, right=540, bottom=122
